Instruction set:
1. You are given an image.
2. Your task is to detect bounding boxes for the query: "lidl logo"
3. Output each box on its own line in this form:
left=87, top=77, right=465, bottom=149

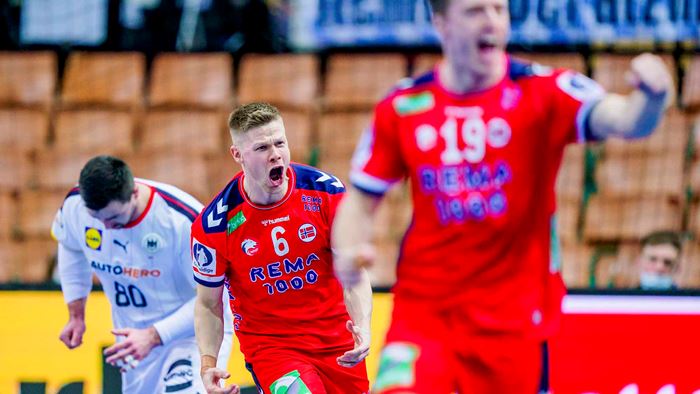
left=85, top=227, right=102, bottom=250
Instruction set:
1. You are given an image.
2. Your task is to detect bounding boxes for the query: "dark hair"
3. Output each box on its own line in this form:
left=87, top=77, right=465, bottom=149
left=228, top=102, right=281, bottom=139
left=428, top=0, right=448, bottom=14
left=79, top=155, right=134, bottom=210
left=641, top=231, right=682, bottom=253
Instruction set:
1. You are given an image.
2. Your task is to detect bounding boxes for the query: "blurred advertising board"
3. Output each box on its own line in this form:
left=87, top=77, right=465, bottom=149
left=551, top=294, right=700, bottom=394
left=288, top=0, right=700, bottom=49
left=1, top=291, right=698, bottom=393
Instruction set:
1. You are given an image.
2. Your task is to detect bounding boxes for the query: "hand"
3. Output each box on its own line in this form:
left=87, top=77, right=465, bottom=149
left=201, top=367, right=240, bottom=394
left=337, top=320, right=370, bottom=368
left=104, top=327, right=162, bottom=372
left=334, top=243, right=376, bottom=288
left=59, top=318, right=86, bottom=349
left=626, top=53, right=673, bottom=96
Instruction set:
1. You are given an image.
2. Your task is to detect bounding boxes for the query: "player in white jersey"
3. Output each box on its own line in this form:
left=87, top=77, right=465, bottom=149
left=51, top=155, right=233, bottom=394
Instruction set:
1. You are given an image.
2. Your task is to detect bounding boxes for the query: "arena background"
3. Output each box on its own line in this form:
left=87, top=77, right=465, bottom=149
left=1, top=0, right=700, bottom=393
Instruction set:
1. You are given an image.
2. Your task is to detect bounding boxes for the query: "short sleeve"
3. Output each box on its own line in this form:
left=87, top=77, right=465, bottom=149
left=547, top=70, right=606, bottom=146
left=349, top=98, right=408, bottom=196
left=191, top=214, right=229, bottom=288
left=51, top=197, right=83, bottom=252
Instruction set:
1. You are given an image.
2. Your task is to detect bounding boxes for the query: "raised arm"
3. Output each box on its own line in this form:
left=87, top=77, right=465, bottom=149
left=589, top=53, right=673, bottom=140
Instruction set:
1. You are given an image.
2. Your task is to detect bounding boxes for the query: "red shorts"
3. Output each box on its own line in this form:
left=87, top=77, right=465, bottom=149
left=373, top=302, right=542, bottom=394
left=245, top=348, right=369, bottom=394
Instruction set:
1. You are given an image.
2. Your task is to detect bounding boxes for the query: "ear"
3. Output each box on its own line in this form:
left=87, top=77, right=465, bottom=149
left=230, top=145, right=242, bottom=164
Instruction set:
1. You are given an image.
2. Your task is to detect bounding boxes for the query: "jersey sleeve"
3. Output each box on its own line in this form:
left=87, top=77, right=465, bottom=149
left=191, top=213, right=229, bottom=288
left=349, top=97, right=408, bottom=196
left=546, top=69, right=606, bottom=147
left=51, top=195, right=83, bottom=251
left=57, top=243, right=92, bottom=303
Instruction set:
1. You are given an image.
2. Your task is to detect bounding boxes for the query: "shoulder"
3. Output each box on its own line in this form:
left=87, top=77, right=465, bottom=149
left=195, top=173, right=246, bottom=235
left=508, top=56, right=604, bottom=100
left=375, top=71, right=438, bottom=117
left=292, top=163, right=345, bottom=195
left=140, top=179, right=203, bottom=223
left=58, top=187, right=87, bottom=218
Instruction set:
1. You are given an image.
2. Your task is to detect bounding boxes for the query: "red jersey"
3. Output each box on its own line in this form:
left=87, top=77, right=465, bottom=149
left=191, top=163, right=353, bottom=359
left=351, top=56, right=605, bottom=337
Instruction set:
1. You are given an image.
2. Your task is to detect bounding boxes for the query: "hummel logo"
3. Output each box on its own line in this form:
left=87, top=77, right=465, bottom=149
left=113, top=239, right=128, bottom=253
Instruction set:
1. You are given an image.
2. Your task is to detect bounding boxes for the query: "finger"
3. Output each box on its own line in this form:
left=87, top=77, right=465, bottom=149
left=105, top=348, right=133, bottom=364
left=339, top=346, right=370, bottom=361
left=111, top=328, right=130, bottom=337
left=104, top=341, right=130, bottom=356
left=70, top=335, right=82, bottom=348
left=339, top=349, right=369, bottom=366
left=625, top=70, right=640, bottom=89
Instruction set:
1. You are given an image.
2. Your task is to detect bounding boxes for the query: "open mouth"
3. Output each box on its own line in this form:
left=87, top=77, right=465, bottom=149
left=269, top=165, right=284, bottom=186
left=477, top=36, right=498, bottom=52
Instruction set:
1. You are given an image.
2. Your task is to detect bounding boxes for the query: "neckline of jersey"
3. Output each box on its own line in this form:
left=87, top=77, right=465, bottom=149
left=432, top=54, right=510, bottom=99
left=123, top=183, right=155, bottom=229
left=238, top=166, right=296, bottom=210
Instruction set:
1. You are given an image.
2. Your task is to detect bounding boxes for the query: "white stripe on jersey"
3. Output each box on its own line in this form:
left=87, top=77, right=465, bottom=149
left=349, top=170, right=398, bottom=195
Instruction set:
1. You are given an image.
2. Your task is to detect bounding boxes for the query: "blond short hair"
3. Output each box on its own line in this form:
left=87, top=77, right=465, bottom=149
left=228, top=102, right=281, bottom=142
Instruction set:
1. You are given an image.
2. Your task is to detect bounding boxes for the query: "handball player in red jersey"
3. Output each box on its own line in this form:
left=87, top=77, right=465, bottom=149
left=192, top=103, right=371, bottom=394
left=331, top=0, right=673, bottom=392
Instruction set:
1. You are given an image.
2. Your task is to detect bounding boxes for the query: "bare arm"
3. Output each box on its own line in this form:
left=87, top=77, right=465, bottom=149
left=589, top=53, right=673, bottom=140
left=331, top=187, right=383, bottom=288
left=337, top=268, right=373, bottom=367
left=195, top=284, right=225, bottom=371
left=59, top=297, right=87, bottom=349
left=195, top=284, right=239, bottom=393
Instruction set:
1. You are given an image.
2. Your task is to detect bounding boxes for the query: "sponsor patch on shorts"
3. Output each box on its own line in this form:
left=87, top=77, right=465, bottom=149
left=270, top=370, right=311, bottom=394
left=372, top=342, right=420, bottom=392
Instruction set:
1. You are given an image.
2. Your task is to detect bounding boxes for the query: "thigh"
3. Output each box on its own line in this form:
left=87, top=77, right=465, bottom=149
left=121, top=337, right=202, bottom=394
left=372, top=314, right=456, bottom=394
left=454, top=334, right=541, bottom=394
left=247, top=350, right=326, bottom=394
left=158, top=337, right=205, bottom=394
left=314, top=353, right=369, bottom=394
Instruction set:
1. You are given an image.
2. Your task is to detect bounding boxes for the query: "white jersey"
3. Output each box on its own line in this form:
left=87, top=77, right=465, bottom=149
left=52, top=178, right=233, bottom=393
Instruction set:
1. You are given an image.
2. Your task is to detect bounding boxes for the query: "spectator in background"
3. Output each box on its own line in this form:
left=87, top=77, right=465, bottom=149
left=638, top=231, right=682, bottom=290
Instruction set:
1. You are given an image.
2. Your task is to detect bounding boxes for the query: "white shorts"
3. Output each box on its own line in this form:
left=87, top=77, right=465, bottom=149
left=121, top=334, right=233, bottom=394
